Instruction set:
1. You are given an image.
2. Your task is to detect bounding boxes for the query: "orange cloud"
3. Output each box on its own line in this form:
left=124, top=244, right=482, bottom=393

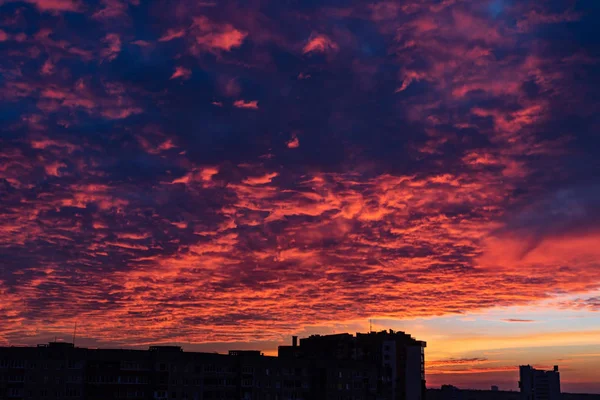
left=192, top=16, right=247, bottom=53
left=287, top=134, right=300, bottom=149
left=303, top=33, right=338, bottom=54
left=44, top=161, right=66, bottom=177
left=159, top=29, right=186, bottom=42
left=233, top=99, right=259, bottom=109
left=170, top=66, right=192, bottom=80
left=171, top=166, right=219, bottom=186
left=242, top=172, right=278, bottom=185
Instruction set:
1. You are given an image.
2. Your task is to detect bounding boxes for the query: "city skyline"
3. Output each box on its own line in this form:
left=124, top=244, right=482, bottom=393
left=5, top=323, right=599, bottom=394
left=1, top=0, right=600, bottom=395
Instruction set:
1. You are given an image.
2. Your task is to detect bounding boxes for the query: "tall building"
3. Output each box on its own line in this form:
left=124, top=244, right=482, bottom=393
left=278, top=329, right=427, bottom=400
left=519, top=365, right=561, bottom=400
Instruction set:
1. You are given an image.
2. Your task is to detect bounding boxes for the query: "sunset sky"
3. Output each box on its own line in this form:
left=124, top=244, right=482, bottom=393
left=1, top=0, right=600, bottom=393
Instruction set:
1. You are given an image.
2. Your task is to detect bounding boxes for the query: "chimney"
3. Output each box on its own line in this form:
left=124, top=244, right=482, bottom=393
left=292, top=336, right=298, bottom=347
left=554, top=366, right=559, bottom=372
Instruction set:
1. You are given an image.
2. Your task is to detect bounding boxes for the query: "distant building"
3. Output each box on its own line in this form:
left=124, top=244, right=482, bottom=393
left=427, top=386, right=520, bottom=400
left=427, top=385, right=598, bottom=400
left=279, top=329, right=427, bottom=400
left=519, top=365, right=561, bottom=400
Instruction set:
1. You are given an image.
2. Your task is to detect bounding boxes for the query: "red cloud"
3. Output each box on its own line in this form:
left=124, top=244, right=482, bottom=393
left=159, top=29, right=186, bottom=42
left=101, top=33, right=121, bottom=61
left=517, top=9, right=581, bottom=32
left=287, top=133, right=300, bottom=149
left=233, top=99, right=259, bottom=109
left=192, top=16, right=247, bottom=53
left=44, top=161, right=66, bottom=177
left=92, top=0, right=133, bottom=19
left=170, top=66, right=192, bottom=80
left=303, top=33, right=338, bottom=54
left=242, top=172, right=278, bottom=185
left=40, top=60, right=54, bottom=75
left=6, top=80, right=143, bottom=120
left=171, top=166, right=219, bottom=186
left=20, top=0, right=81, bottom=12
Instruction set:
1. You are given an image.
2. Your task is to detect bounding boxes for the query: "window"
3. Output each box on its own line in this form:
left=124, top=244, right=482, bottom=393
left=122, top=361, right=141, bottom=370
left=242, top=379, right=253, bottom=387
left=10, top=360, right=25, bottom=368
left=204, top=364, right=215, bottom=373
left=8, top=388, right=24, bottom=397
left=241, top=366, right=253, bottom=374
left=8, top=375, right=24, bottom=382
left=68, top=360, right=81, bottom=369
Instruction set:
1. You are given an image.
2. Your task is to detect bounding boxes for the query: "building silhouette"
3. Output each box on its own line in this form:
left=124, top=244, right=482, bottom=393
left=427, top=385, right=598, bottom=400
left=519, top=365, right=561, bottom=400
left=278, top=329, right=426, bottom=400
left=427, top=385, right=521, bottom=400
left=0, top=330, right=426, bottom=400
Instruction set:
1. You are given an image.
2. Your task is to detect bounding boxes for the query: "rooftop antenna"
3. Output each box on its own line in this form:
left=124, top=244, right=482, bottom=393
left=72, top=323, right=77, bottom=346
left=369, top=319, right=372, bottom=333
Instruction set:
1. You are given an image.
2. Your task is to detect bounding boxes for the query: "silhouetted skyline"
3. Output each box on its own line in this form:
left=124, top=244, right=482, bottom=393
left=1, top=331, right=599, bottom=398
left=1, top=0, right=600, bottom=394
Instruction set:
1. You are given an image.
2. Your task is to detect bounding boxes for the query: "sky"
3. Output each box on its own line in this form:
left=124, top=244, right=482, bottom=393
left=0, top=0, right=600, bottom=393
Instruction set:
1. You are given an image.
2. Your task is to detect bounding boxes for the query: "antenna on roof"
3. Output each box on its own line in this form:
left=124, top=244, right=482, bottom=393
left=72, top=323, right=77, bottom=346
left=369, top=319, right=372, bottom=333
